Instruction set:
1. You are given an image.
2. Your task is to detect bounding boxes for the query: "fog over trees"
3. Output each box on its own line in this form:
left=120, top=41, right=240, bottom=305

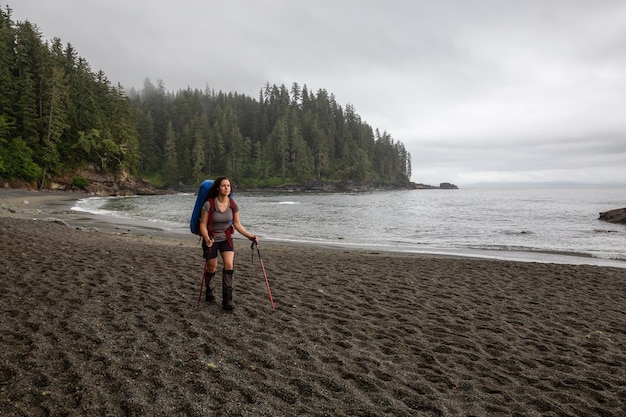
left=1, top=6, right=411, bottom=188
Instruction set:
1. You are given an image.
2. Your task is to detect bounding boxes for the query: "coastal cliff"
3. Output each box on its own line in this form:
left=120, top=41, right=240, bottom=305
left=2, top=165, right=162, bottom=196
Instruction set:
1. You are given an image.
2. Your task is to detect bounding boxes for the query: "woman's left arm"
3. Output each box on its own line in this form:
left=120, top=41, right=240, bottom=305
left=232, top=211, right=258, bottom=243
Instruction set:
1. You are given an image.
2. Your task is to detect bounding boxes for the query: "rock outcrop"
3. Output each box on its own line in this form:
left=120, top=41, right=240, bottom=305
left=598, top=208, right=626, bottom=224
left=46, top=164, right=164, bottom=196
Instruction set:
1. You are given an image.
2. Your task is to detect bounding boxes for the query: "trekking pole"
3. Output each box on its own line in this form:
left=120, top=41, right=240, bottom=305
left=196, top=259, right=209, bottom=308
left=251, top=241, right=275, bottom=311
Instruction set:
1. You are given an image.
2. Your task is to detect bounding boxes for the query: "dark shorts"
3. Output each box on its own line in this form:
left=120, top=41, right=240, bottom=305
left=202, top=239, right=234, bottom=259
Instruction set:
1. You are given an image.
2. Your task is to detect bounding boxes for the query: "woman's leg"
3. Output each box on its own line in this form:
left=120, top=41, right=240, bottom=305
left=202, top=242, right=219, bottom=303
left=207, top=257, right=218, bottom=273
left=220, top=250, right=235, bottom=310
left=220, top=251, right=234, bottom=270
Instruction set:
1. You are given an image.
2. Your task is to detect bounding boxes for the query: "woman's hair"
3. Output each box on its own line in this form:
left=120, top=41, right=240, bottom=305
left=207, top=176, right=231, bottom=199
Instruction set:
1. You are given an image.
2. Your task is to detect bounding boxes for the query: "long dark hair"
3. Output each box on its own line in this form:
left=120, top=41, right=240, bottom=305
left=207, top=176, right=230, bottom=199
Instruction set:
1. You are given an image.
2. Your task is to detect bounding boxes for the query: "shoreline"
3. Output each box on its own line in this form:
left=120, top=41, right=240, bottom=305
left=0, top=188, right=195, bottom=245
left=2, top=188, right=625, bottom=268
left=2, top=189, right=625, bottom=415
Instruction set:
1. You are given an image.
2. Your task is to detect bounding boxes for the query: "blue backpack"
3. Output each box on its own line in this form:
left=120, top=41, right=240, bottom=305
left=190, top=180, right=235, bottom=239
left=190, top=180, right=213, bottom=235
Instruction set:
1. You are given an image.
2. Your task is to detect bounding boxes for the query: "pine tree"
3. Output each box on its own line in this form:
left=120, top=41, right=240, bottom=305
left=164, top=121, right=178, bottom=183
left=2, top=7, right=414, bottom=189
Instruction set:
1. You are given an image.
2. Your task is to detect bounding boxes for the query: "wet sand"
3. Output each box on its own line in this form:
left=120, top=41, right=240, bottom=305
left=1, top=190, right=625, bottom=416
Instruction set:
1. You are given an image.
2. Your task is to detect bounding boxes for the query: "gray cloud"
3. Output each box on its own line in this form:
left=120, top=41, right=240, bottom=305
left=9, top=0, right=626, bottom=186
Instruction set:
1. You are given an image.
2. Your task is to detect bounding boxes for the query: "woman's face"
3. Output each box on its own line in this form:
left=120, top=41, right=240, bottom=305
left=218, top=179, right=231, bottom=196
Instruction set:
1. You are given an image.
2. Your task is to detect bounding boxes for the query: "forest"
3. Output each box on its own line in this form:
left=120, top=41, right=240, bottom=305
left=0, top=6, right=413, bottom=189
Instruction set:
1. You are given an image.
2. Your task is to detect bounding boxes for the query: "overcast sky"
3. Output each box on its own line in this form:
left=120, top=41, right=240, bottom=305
left=9, top=0, right=626, bottom=186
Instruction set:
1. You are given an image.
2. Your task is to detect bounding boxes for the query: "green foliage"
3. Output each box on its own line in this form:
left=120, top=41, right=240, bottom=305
left=0, top=114, right=9, bottom=173
left=0, top=9, right=140, bottom=182
left=1, top=137, right=42, bottom=180
left=0, top=7, right=412, bottom=188
left=72, top=176, right=89, bottom=189
left=140, top=171, right=167, bottom=188
left=264, top=177, right=293, bottom=188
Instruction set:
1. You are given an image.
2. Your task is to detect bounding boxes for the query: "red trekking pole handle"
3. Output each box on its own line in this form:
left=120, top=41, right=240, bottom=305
left=252, top=241, right=275, bottom=311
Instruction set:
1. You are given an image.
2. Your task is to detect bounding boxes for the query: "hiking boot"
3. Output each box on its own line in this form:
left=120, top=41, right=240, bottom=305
left=222, top=269, right=234, bottom=310
left=205, top=271, right=216, bottom=303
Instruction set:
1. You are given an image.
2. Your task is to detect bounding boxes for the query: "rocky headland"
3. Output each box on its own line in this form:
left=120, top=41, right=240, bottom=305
left=599, top=207, right=626, bottom=224
left=3, top=163, right=458, bottom=196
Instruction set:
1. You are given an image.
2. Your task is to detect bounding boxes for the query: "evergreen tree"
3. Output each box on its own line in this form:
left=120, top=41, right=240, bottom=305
left=191, top=128, right=205, bottom=183
left=13, top=21, right=42, bottom=153
left=0, top=7, right=414, bottom=188
left=164, top=121, right=178, bottom=183
left=0, top=6, right=16, bottom=132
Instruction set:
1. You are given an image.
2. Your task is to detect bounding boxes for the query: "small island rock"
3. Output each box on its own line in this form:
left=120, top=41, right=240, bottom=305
left=598, top=208, right=626, bottom=224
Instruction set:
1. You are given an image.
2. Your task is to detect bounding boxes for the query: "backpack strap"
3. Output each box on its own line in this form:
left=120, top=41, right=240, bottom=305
left=208, top=198, right=215, bottom=238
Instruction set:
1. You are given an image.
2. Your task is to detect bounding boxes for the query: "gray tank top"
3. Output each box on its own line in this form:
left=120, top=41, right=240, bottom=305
left=202, top=198, right=239, bottom=242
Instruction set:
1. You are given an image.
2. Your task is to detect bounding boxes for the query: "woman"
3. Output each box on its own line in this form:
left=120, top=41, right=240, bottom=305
left=199, top=176, right=258, bottom=310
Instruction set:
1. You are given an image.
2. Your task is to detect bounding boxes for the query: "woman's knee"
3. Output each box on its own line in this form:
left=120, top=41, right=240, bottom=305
left=207, top=259, right=218, bottom=272
left=221, top=253, right=235, bottom=270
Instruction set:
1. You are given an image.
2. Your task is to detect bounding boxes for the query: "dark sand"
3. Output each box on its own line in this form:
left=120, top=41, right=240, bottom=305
left=1, top=190, right=625, bottom=416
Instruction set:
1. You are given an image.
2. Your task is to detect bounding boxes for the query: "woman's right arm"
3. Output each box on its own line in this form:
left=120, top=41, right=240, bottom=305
left=199, top=208, right=212, bottom=245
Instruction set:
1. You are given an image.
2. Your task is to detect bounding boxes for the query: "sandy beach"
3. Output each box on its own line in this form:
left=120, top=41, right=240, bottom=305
left=1, top=189, right=625, bottom=416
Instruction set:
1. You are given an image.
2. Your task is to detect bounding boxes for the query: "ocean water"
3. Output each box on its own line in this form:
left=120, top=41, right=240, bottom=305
left=72, top=187, right=626, bottom=268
